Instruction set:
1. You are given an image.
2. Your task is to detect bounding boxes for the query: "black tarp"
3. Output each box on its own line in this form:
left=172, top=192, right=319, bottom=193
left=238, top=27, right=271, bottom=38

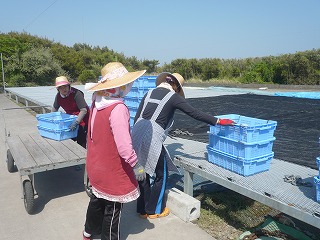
left=170, top=94, right=320, bottom=170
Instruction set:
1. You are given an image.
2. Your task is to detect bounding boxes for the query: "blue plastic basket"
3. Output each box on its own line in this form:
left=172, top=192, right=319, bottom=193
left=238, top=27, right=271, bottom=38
left=316, top=157, right=320, bottom=172
left=133, top=76, right=156, bottom=88
left=127, top=106, right=138, bottom=119
left=129, top=116, right=135, bottom=128
left=211, top=114, right=277, bottom=142
left=207, top=145, right=274, bottom=176
left=36, top=112, right=77, bottom=130
left=125, top=87, right=146, bottom=98
left=209, top=134, right=275, bottom=159
left=125, top=75, right=156, bottom=128
left=314, top=176, right=320, bottom=202
left=124, top=96, right=143, bottom=108
left=37, top=125, right=78, bottom=141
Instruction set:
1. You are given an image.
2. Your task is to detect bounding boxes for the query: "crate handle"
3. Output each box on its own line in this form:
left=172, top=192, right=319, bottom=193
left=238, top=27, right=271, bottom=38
left=259, top=126, right=274, bottom=130
left=313, top=211, right=320, bottom=219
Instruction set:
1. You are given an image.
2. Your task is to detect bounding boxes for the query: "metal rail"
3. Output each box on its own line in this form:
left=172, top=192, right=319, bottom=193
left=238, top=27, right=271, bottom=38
left=165, top=137, right=320, bottom=229
left=4, top=89, right=51, bottom=113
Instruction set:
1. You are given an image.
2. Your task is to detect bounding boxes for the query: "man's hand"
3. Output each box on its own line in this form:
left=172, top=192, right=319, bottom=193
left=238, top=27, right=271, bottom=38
left=217, top=118, right=235, bottom=126
left=133, top=162, right=146, bottom=181
left=69, top=120, right=79, bottom=131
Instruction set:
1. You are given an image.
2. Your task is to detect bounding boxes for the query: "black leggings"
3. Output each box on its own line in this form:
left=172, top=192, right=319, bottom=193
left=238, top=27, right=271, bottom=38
left=84, top=195, right=123, bottom=240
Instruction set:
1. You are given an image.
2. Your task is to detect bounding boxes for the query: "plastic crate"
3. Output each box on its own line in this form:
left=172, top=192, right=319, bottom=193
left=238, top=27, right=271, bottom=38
left=127, top=106, right=138, bottom=119
left=207, top=145, right=274, bottom=176
left=36, top=112, right=77, bottom=130
left=133, top=76, right=156, bottom=88
left=314, top=176, right=320, bottom=202
left=209, top=134, right=275, bottom=159
left=129, top=116, right=135, bottom=128
left=124, top=96, right=143, bottom=108
left=211, top=114, right=277, bottom=142
left=316, top=157, right=320, bottom=172
left=126, top=87, right=146, bottom=98
left=37, top=125, right=78, bottom=141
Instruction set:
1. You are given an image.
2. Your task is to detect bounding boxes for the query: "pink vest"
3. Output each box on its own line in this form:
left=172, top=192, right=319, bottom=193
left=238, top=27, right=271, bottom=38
left=86, top=102, right=138, bottom=196
left=57, top=87, right=89, bottom=127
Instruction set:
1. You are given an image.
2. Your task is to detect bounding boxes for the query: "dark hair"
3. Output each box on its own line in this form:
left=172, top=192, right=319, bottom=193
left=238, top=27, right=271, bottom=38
left=166, top=76, right=180, bottom=92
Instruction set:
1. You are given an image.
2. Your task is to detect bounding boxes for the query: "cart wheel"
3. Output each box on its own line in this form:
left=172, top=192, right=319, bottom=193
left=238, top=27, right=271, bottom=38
left=23, top=180, right=35, bottom=214
left=7, top=149, right=16, bottom=173
left=84, top=169, right=93, bottom=198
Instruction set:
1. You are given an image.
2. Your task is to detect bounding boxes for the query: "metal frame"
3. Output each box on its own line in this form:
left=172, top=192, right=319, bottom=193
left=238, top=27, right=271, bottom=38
left=174, top=154, right=320, bottom=228
left=166, top=138, right=320, bottom=229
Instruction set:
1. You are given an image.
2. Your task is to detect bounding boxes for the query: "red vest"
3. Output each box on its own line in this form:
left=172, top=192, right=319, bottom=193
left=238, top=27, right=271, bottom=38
left=86, top=102, right=138, bottom=196
left=57, top=87, right=89, bottom=127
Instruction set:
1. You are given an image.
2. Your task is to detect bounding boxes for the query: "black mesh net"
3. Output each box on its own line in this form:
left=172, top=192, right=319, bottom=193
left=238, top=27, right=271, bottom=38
left=170, top=94, right=320, bottom=170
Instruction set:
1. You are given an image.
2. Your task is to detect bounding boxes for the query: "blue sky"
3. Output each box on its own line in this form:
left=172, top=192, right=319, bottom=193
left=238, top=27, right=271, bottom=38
left=1, top=0, right=319, bottom=65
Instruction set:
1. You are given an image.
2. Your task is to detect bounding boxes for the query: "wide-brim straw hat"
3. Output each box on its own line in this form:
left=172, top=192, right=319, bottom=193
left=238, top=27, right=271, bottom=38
left=55, top=76, right=70, bottom=88
left=85, top=62, right=146, bottom=92
left=156, top=72, right=185, bottom=98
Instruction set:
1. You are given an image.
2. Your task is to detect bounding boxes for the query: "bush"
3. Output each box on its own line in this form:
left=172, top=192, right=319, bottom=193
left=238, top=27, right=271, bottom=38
left=78, top=70, right=96, bottom=84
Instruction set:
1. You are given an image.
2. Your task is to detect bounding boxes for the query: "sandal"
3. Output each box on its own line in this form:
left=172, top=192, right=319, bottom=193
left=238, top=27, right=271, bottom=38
left=148, top=207, right=170, bottom=219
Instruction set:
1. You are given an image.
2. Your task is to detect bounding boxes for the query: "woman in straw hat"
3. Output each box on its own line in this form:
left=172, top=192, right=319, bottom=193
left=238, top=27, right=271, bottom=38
left=131, top=72, right=235, bottom=219
left=52, top=76, right=90, bottom=148
left=82, top=62, right=146, bottom=240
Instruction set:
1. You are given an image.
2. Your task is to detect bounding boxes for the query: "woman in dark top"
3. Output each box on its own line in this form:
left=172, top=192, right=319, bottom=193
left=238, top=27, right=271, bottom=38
left=52, top=76, right=89, bottom=148
left=131, top=72, right=234, bottom=219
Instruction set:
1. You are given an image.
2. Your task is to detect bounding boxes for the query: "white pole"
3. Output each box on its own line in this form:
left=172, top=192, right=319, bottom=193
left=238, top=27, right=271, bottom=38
left=1, top=53, right=5, bottom=91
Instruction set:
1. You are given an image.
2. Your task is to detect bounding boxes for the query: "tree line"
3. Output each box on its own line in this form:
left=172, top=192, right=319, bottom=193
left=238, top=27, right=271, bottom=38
left=0, top=31, right=319, bottom=87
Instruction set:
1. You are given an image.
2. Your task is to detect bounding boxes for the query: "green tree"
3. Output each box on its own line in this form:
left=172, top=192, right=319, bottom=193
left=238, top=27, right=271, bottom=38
left=6, top=47, right=66, bottom=86
left=142, top=59, right=159, bottom=74
left=78, top=69, right=96, bottom=84
left=200, top=58, right=221, bottom=81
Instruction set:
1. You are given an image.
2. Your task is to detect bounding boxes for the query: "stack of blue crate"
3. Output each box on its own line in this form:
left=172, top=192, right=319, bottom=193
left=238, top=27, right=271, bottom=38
left=36, top=112, right=78, bottom=141
left=207, top=114, right=277, bottom=176
left=314, top=157, right=320, bottom=202
left=124, top=75, right=156, bottom=127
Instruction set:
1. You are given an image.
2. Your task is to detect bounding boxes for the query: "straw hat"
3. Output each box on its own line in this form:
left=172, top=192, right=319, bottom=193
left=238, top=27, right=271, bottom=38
left=85, top=62, right=146, bottom=92
left=156, top=72, right=185, bottom=98
left=55, top=76, right=70, bottom=88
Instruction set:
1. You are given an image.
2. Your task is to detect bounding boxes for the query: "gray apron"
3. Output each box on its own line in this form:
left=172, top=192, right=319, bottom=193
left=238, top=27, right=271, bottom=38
left=131, top=90, right=179, bottom=176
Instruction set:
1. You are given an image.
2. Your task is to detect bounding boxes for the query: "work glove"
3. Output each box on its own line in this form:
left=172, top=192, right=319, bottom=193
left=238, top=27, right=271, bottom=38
left=69, top=120, right=79, bottom=131
left=217, top=118, right=235, bottom=126
left=133, top=162, right=146, bottom=181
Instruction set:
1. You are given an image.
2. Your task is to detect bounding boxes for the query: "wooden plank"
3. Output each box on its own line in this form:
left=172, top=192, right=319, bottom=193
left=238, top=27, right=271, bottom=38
left=60, top=140, right=87, bottom=159
left=45, top=138, right=79, bottom=161
left=6, top=135, right=36, bottom=171
left=18, top=134, right=53, bottom=167
left=29, top=133, right=65, bottom=164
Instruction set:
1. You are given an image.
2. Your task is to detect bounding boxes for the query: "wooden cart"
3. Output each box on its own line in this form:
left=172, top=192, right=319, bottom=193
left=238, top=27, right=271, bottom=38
left=6, top=132, right=87, bottom=214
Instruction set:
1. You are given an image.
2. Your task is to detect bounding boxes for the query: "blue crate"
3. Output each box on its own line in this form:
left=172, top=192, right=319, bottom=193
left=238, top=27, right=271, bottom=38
left=209, top=134, right=275, bottom=159
left=129, top=116, right=135, bottom=128
left=133, top=76, right=156, bottom=89
left=211, top=114, right=277, bottom=142
left=124, top=96, right=143, bottom=108
left=207, top=145, right=274, bottom=176
left=316, top=157, right=320, bottom=172
left=36, top=112, right=77, bottom=130
left=37, top=125, right=78, bottom=141
left=126, top=88, right=147, bottom=98
left=127, top=106, right=138, bottom=119
left=314, top=176, right=320, bottom=202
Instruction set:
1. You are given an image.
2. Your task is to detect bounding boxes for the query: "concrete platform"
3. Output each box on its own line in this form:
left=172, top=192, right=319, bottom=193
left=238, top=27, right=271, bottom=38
left=0, top=93, right=215, bottom=240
